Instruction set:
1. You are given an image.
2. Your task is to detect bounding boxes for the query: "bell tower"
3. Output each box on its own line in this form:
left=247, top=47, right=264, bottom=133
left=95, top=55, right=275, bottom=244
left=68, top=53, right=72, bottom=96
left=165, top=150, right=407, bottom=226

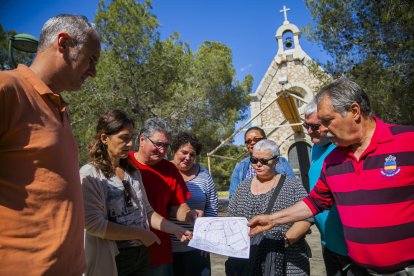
left=249, top=5, right=330, bottom=190
left=275, top=5, right=305, bottom=63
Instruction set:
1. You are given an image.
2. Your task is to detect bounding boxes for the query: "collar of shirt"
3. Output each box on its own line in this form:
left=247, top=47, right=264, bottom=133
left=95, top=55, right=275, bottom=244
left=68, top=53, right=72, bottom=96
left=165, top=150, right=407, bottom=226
left=17, top=64, right=67, bottom=112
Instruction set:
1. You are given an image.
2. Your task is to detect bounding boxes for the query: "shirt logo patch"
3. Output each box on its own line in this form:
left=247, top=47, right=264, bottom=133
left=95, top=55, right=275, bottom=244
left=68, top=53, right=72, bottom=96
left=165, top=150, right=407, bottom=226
left=381, top=155, right=400, bottom=177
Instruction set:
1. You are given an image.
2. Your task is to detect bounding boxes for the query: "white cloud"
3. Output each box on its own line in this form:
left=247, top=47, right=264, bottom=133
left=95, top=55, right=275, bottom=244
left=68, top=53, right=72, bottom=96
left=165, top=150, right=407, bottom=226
left=239, top=64, right=253, bottom=72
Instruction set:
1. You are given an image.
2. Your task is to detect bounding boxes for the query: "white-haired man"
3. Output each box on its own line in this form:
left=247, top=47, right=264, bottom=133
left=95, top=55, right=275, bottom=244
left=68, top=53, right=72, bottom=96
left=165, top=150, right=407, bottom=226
left=0, top=14, right=100, bottom=275
left=303, top=100, right=349, bottom=275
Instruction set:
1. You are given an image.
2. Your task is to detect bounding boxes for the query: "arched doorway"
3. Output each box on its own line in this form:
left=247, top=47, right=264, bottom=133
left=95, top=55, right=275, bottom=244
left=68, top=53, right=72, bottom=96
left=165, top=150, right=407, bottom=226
left=288, top=141, right=311, bottom=192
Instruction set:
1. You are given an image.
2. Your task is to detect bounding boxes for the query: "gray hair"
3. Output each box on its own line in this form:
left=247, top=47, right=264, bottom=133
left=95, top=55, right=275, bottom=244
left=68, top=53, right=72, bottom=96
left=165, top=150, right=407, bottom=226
left=253, top=139, right=280, bottom=157
left=303, top=99, right=317, bottom=116
left=138, top=117, right=172, bottom=143
left=315, top=77, right=372, bottom=117
left=38, top=14, right=99, bottom=52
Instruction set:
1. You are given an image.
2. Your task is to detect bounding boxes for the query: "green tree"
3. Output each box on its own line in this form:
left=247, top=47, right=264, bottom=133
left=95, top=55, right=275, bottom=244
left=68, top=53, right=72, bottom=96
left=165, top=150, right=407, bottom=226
left=64, top=0, right=251, bottom=189
left=199, top=144, right=246, bottom=191
left=304, top=0, right=414, bottom=124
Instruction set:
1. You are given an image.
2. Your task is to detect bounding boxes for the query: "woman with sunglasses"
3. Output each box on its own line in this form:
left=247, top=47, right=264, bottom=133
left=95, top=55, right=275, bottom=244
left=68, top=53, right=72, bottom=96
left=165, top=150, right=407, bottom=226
left=80, top=110, right=192, bottom=276
left=228, top=127, right=295, bottom=200
left=226, top=139, right=312, bottom=276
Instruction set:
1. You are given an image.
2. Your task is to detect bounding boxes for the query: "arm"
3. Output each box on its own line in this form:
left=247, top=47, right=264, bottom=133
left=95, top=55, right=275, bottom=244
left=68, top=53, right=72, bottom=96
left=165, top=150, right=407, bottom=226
left=229, top=161, right=243, bottom=199
left=81, top=168, right=160, bottom=247
left=169, top=165, right=202, bottom=222
left=284, top=221, right=311, bottom=245
left=248, top=200, right=313, bottom=236
left=148, top=211, right=192, bottom=242
left=171, top=203, right=202, bottom=223
left=104, top=221, right=160, bottom=246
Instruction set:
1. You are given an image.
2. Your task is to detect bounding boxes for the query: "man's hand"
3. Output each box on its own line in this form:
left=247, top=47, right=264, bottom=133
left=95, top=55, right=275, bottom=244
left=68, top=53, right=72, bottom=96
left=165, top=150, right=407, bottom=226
left=185, top=209, right=203, bottom=223
left=175, top=227, right=193, bottom=242
left=247, top=214, right=276, bottom=237
left=140, top=230, right=161, bottom=247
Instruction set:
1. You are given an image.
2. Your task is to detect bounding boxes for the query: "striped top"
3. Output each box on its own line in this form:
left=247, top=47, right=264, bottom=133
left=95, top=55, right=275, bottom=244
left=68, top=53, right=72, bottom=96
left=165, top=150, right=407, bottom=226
left=170, top=165, right=219, bottom=252
left=303, top=117, right=414, bottom=273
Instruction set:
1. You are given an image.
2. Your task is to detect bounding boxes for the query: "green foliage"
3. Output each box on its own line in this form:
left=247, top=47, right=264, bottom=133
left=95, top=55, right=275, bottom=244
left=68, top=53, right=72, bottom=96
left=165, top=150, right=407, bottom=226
left=199, top=144, right=246, bottom=191
left=64, top=0, right=251, bottom=189
left=304, top=0, right=414, bottom=124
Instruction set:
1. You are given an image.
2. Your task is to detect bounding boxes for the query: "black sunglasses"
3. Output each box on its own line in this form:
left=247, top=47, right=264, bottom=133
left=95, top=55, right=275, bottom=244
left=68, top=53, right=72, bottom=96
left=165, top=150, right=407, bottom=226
left=303, top=122, right=320, bottom=131
left=122, top=180, right=134, bottom=207
left=250, top=155, right=279, bottom=165
left=245, top=137, right=264, bottom=145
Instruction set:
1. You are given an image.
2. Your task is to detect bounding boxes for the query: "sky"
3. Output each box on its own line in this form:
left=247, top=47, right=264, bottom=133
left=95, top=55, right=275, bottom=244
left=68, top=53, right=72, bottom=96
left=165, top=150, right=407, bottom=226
left=0, top=0, right=329, bottom=144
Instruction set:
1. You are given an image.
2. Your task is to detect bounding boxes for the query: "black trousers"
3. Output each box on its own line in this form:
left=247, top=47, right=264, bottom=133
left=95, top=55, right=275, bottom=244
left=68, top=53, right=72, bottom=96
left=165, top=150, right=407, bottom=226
left=173, top=249, right=211, bottom=276
left=116, top=246, right=149, bottom=276
left=322, top=245, right=352, bottom=276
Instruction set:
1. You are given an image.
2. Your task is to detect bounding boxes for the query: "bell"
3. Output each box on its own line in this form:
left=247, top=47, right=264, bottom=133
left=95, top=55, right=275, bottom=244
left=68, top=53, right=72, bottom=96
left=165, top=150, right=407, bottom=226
left=285, top=37, right=293, bottom=48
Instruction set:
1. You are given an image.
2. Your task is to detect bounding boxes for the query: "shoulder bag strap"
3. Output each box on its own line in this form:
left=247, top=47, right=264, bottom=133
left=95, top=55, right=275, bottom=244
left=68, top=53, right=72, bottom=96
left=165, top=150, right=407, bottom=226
left=265, top=174, right=286, bottom=214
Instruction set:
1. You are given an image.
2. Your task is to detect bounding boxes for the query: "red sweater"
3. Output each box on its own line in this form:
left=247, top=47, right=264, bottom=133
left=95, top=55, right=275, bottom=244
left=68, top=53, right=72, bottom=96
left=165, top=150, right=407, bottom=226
left=129, top=153, right=190, bottom=267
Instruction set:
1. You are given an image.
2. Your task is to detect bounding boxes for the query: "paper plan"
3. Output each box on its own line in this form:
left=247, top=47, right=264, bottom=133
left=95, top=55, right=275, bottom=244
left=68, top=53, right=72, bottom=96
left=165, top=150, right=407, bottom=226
left=188, top=217, right=250, bottom=259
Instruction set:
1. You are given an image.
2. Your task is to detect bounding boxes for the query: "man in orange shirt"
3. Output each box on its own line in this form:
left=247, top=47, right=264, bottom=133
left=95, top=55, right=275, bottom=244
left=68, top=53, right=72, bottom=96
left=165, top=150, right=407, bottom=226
left=0, top=14, right=100, bottom=275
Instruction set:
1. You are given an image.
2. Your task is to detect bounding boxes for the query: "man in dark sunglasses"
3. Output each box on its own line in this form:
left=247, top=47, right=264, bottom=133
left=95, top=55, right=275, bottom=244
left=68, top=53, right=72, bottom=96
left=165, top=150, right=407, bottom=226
left=304, top=100, right=349, bottom=276
left=228, top=126, right=295, bottom=199
left=249, top=77, right=414, bottom=275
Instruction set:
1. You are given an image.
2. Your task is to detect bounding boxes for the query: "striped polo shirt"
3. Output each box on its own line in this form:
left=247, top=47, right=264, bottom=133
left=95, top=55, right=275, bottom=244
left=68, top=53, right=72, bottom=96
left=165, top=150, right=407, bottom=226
left=170, top=165, right=218, bottom=252
left=303, top=117, right=414, bottom=273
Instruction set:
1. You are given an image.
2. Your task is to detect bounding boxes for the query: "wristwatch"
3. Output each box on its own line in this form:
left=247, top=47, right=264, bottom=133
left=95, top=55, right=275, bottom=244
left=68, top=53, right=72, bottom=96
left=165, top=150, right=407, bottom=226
left=283, top=234, right=290, bottom=248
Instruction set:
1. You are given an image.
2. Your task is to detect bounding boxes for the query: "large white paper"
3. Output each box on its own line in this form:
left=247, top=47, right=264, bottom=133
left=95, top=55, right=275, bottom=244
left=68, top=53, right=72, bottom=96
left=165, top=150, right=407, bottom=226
left=188, top=217, right=250, bottom=259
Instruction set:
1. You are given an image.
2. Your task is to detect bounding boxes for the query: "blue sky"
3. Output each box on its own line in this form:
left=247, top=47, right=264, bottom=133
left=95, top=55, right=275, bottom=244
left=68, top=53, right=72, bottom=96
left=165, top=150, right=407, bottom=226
left=0, top=0, right=329, bottom=144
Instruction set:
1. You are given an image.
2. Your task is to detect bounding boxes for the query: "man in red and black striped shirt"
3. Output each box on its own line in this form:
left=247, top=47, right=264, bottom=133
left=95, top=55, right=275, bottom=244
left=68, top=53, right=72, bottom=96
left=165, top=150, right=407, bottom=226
left=248, top=77, right=414, bottom=275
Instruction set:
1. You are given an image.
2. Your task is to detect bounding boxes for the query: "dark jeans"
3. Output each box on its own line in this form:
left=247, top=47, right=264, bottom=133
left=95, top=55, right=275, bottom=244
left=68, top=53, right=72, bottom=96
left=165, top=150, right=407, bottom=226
left=173, top=249, right=211, bottom=276
left=116, top=246, right=149, bottom=276
left=322, top=245, right=352, bottom=276
left=150, top=263, right=173, bottom=276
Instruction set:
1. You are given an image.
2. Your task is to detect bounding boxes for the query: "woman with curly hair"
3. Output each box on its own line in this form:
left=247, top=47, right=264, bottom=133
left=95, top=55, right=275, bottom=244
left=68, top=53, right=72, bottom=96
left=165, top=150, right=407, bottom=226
left=170, top=131, right=219, bottom=276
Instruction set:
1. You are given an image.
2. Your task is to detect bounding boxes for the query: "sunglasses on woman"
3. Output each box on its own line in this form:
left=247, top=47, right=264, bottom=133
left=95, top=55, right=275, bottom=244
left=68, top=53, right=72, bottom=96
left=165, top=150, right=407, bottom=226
left=250, top=155, right=279, bottom=165
left=245, top=137, right=264, bottom=145
left=302, top=122, right=320, bottom=131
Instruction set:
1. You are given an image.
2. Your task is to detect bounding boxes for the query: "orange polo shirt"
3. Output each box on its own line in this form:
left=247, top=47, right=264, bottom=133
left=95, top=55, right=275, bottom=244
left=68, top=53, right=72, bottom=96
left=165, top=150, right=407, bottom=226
left=0, top=65, right=86, bottom=275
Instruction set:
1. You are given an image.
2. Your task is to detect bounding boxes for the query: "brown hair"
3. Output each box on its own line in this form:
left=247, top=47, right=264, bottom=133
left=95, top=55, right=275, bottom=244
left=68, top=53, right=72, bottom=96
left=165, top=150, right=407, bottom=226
left=89, top=110, right=134, bottom=178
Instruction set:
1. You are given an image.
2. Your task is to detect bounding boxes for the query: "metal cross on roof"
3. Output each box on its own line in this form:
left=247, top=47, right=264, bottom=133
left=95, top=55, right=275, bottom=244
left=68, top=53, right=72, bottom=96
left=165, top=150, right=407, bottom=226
left=280, top=5, right=290, bottom=23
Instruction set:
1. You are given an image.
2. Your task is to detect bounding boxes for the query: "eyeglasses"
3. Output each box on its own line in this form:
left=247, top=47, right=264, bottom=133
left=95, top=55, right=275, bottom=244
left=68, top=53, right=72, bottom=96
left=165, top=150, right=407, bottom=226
left=245, top=137, right=264, bottom=145
left=303, top=122, right=320, bottom=131
left=121, top=180, right=134, bottom=207
left=250, top=155, right=279, bottom=165
left=146, top=136, right=170, bottom=150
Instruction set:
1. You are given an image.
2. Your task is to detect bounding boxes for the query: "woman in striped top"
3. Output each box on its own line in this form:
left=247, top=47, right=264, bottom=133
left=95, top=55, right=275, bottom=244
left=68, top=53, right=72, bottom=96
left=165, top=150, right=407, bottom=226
left=170, top=131, right=219, bottom=276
